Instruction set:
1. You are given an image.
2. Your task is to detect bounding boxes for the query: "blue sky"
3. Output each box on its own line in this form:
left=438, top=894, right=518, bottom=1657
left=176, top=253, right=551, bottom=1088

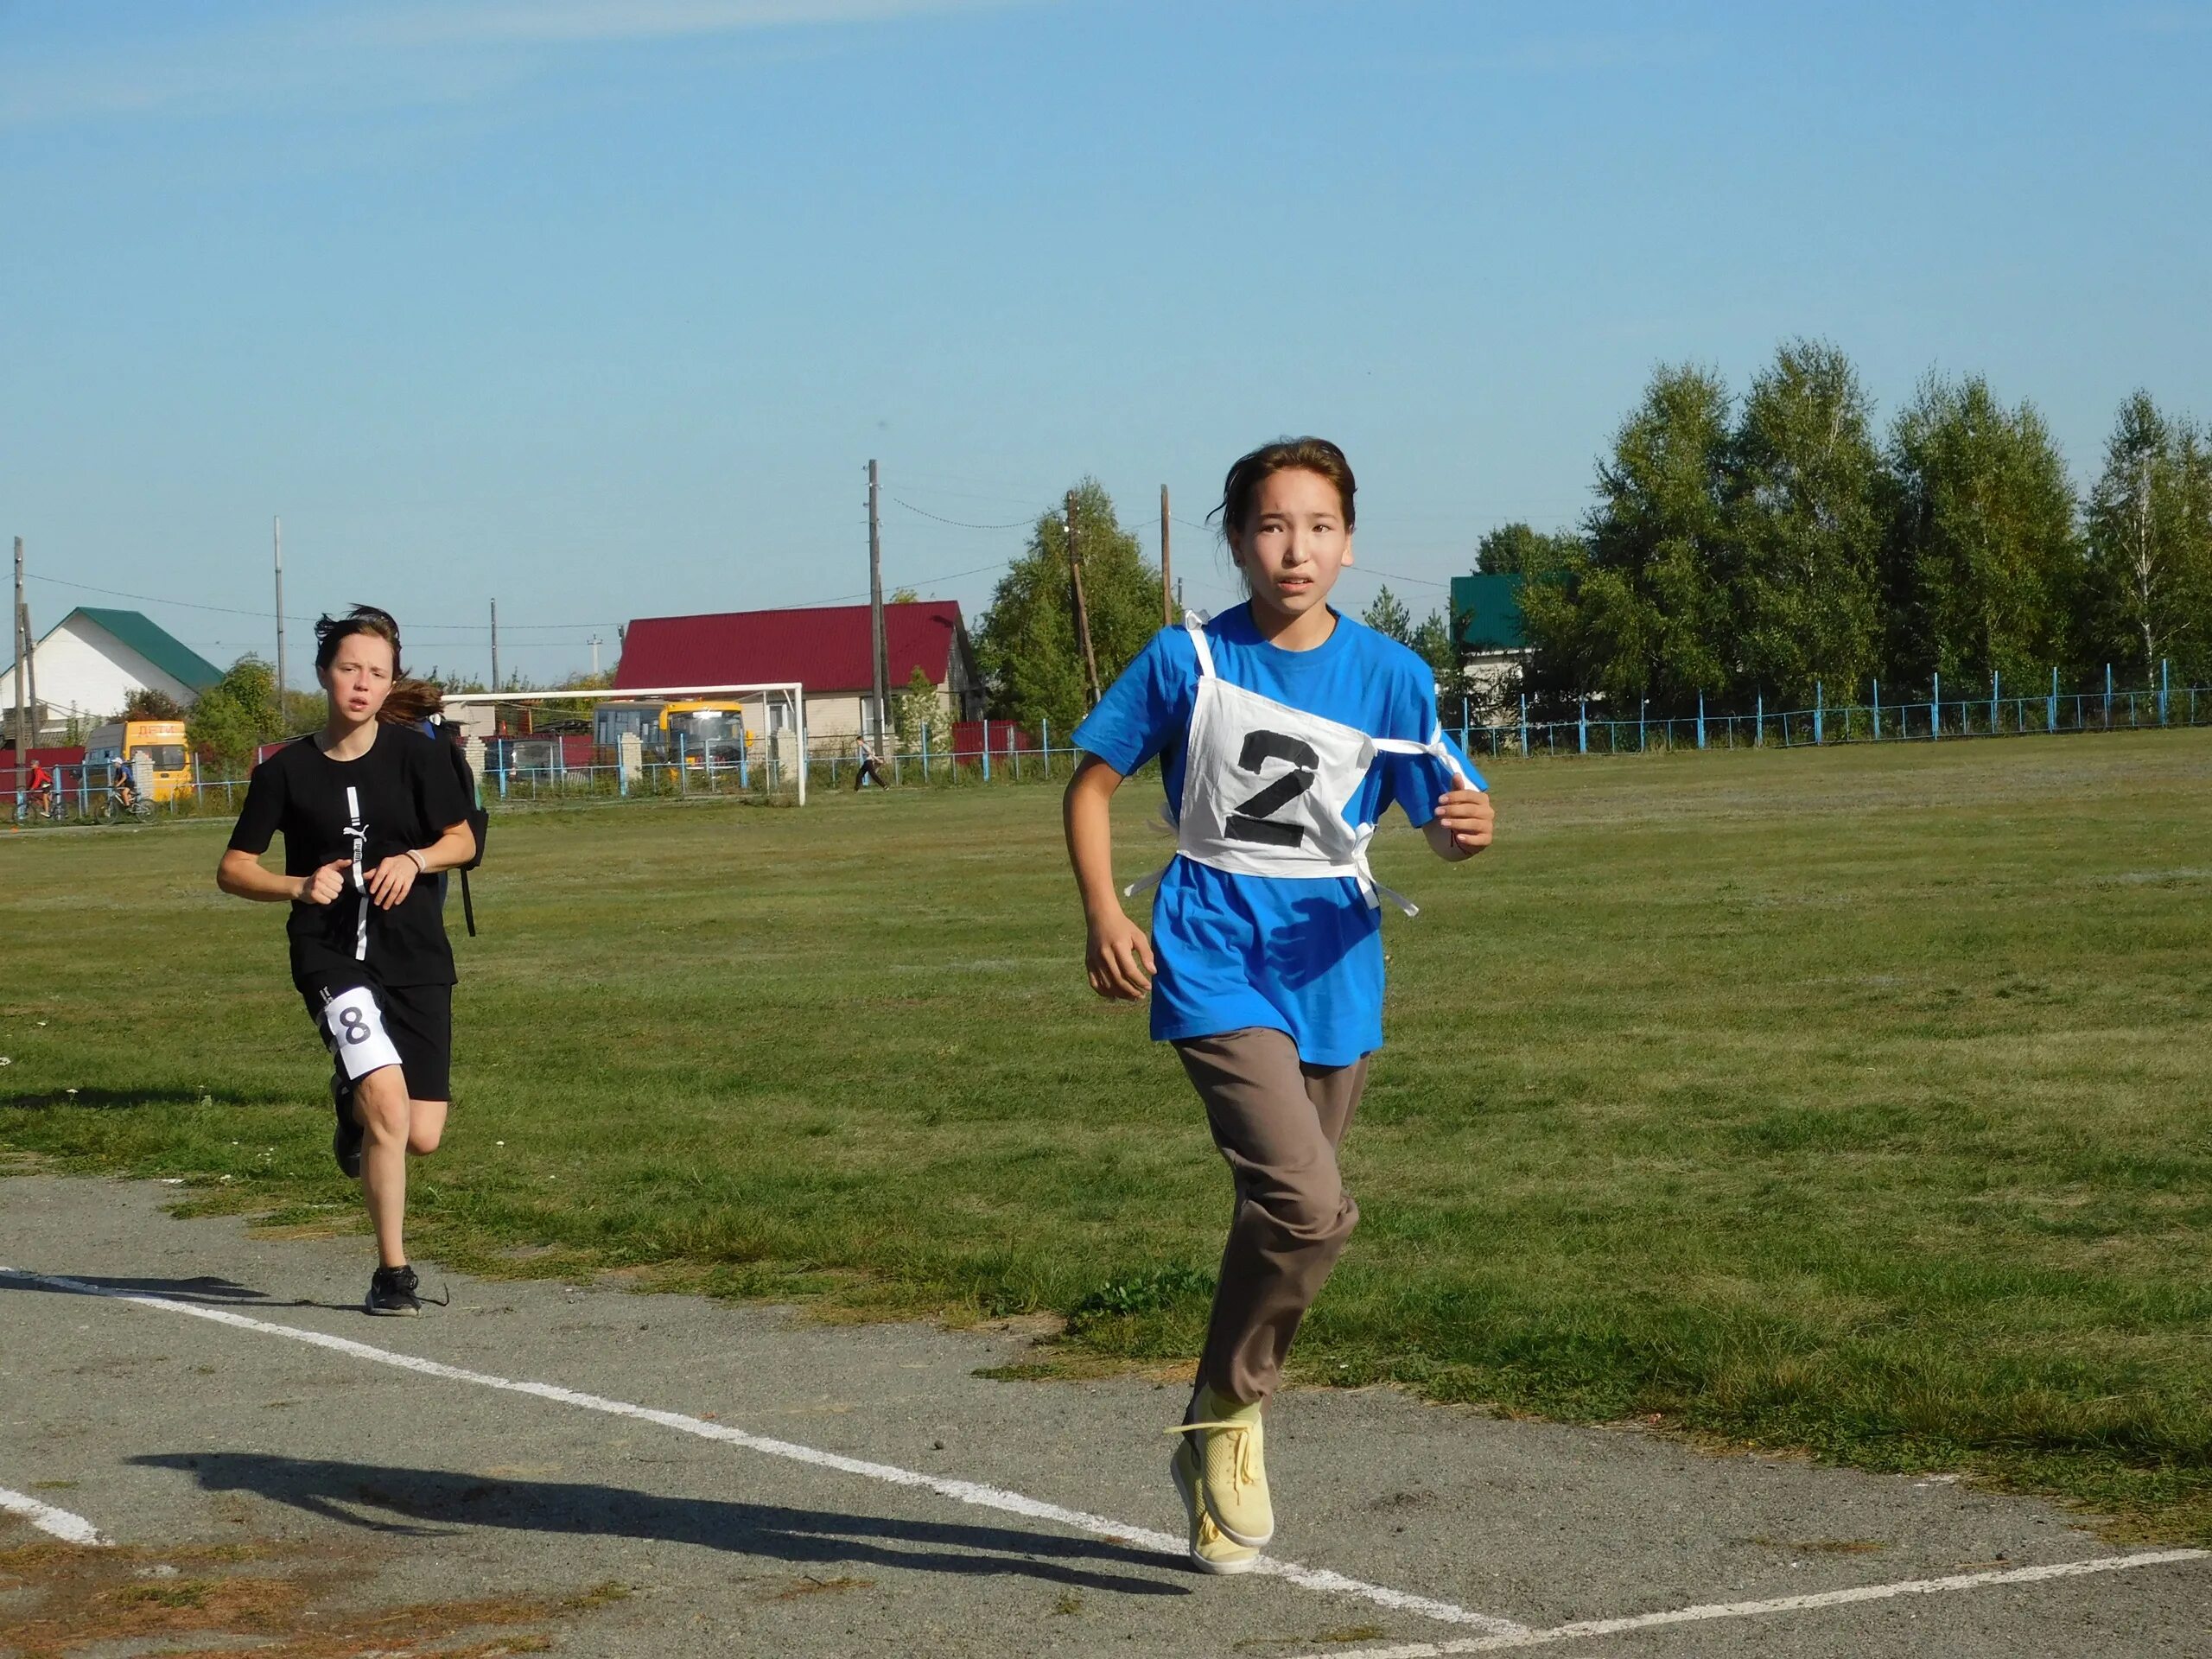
left=6, top=0, right=2208, bottom=683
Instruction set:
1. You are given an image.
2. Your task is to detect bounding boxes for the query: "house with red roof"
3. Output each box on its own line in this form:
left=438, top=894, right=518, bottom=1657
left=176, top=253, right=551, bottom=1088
left=612, top=601, right=984, bottom=743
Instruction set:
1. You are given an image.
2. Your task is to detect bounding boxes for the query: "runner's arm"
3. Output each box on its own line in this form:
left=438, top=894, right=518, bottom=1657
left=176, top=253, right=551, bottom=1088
left=414, top=817, right=475, bottom=874
left=1064, top=755, right=1156, bottom=1001
left=218, top=848, right=347, bottom=903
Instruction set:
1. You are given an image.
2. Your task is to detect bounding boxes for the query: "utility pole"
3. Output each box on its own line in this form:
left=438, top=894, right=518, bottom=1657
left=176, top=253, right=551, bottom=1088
left=273, top=516, right=286, bottom=704
left=868, top=460, right=888, bottom=745
left=1160, top=485, right=1173, bottom=627
left=588, top=634, right=602, bottom=677
left=1066, top=490, right=1101, bottom=708
left=489, top=599, right=500, bottom=691
left=19, top=595, right=35, bottom=749
left=11, top=537, right=25, bottom=754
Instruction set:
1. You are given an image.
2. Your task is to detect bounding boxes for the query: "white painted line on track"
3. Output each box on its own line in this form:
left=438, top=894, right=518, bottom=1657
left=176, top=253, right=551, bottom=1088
left=1, top=1266, right=1526, bottom=1636
left=0, top=1484, right=110, bottom=1546
left=1288, top=1548, right=2211, bottom=1658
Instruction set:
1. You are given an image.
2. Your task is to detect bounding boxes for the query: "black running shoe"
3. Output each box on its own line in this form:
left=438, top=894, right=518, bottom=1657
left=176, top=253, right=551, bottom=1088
left=365, top=1263, right=422, bottom=1317
left=331, top=1072, right=363, bottom=1179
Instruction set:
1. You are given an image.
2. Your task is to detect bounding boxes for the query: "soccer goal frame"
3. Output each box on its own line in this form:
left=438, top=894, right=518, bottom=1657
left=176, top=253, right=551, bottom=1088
left=438, top=682, right=810, bottom=805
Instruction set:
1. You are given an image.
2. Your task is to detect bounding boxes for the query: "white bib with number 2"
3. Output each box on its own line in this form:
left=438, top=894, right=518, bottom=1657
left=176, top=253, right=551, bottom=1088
left=1128, top=613, right=1471, bottom=917
left=321, top=984, right=404, bottom=1080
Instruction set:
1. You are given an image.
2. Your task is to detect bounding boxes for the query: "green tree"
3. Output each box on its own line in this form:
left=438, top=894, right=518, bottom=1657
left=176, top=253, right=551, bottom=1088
left=1409, top=608, right=1463, bottom=711
left=535, top=669, right=618, bottom=726
left=1725, top=339, right=1885, bottom=704
left=1361, top=585, right=1412, bottom=642
left=1521, top=364, right=1735, bottom=711
left=280, top=688, right=324, bottom=734
left=894, top=664, right=938, bottom=756
left=1475, top=523, right=1579, bottom=577
left=121, top=688, right=184, bottom=721
left=1883, top=374, right=2080, bottom=688
left=890, top=587, right=920, bottom=604
left=974, top=479, right=1161, bottom=734
left=2079, top=391, right=2212, bottom=684
left=187, top=655, right=284, bottom=773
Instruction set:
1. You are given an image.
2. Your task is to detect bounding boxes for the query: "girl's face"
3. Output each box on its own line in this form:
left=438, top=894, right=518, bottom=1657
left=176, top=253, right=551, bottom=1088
left=321, top=632, right=396, bottom=723
left=1230, top=467, right=1353, bottom=625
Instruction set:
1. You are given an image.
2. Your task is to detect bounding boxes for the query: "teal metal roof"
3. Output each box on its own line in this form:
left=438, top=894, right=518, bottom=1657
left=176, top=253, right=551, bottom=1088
left=1449, top=575, right=1528, bottom=652
left=70, top=608, right=224, bottom=691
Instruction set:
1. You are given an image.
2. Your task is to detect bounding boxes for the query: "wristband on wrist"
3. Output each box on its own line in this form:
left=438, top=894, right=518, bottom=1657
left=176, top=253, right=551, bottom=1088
left=406, top=849, right=429, bottom=874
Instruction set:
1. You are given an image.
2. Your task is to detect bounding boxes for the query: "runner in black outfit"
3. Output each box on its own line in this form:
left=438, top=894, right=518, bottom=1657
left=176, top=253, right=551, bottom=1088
left=217, top=607, right=475, bottom=1316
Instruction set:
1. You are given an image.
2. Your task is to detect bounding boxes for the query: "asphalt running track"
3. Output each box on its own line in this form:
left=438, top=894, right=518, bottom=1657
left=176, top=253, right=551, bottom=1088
left=3, top=1177, right=2206, bottom=1656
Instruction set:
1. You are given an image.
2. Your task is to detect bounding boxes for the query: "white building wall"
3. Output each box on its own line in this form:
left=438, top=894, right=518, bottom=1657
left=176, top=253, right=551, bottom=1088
left=0, top=615, right=202, bottom=729
left=799, top=687, right=953, bottom=747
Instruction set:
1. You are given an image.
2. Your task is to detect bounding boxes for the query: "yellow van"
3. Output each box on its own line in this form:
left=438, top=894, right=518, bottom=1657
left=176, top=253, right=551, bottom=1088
left=84, top=719, right=193, bottom=804
left=592, top=700, right=748, bottom=766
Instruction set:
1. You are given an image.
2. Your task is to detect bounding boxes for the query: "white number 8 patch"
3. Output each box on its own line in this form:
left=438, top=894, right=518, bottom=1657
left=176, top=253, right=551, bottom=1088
left=321, top=985, right=403, bottom=1081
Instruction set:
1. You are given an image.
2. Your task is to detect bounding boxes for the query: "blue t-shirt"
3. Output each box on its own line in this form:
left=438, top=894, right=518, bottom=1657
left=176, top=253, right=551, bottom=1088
left=1072, top=604, right=1483, bottom=1066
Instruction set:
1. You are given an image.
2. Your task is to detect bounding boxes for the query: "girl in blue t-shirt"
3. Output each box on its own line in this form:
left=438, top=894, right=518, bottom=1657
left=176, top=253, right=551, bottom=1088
left=1065, top=437, right=1495, bottom=1573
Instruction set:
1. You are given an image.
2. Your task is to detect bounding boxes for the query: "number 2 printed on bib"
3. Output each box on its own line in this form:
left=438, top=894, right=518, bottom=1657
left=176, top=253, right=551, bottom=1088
left=1224, top=730, right=1321, bottom=849
left=321, top=984, right=404, bottom=1081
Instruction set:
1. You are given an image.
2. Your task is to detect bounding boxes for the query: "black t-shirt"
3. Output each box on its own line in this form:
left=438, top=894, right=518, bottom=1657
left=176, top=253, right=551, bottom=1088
left=227, top=726, right=472, bottom=988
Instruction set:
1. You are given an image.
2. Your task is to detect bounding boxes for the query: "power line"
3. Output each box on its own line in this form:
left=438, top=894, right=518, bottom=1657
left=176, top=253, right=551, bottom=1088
left=888, top=475, right=1046, bottom=508
left=785, top=559, right=1015, bottom=607
left=1339, top=565, right=1451, bottom=588
left=29, top=573, right=300, bottom=621
left=888, top=496, right=1037, bottom=531
left=25, top=571, right=615, bottom=632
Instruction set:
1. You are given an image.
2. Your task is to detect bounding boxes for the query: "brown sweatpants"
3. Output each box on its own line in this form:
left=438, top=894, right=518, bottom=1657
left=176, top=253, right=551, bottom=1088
left=1174, top=1027, right=1370, bottom=1408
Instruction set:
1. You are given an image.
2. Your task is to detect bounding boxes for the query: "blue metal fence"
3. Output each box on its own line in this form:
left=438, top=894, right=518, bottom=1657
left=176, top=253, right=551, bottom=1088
left=9, top=668, right=2209, bottom=823
left=1464, top=666, right=2205, bottom=760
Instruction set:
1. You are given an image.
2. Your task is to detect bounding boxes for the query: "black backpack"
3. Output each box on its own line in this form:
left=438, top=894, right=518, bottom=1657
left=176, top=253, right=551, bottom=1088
left=439, top=728, right=490, bottom=936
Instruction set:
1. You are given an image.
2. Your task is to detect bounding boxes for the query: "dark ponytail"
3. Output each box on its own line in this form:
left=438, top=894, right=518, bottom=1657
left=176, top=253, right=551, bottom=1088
left=380, top=679, right=444, bottom=725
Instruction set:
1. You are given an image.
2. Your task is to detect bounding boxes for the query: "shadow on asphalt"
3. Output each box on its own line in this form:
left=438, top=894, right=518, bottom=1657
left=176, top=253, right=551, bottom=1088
left=0, top=1270, right=358, bottom=1313
left=132, top=1452, right=1193, bottom=1599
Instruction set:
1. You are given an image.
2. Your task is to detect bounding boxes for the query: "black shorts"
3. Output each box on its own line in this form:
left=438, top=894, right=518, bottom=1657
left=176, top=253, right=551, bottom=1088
left=298, top=973, right=454, bottom=1102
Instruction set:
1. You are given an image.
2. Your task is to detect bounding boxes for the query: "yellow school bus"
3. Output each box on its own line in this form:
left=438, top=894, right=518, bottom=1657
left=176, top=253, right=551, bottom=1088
left=84, top=719, right=193, bottom=803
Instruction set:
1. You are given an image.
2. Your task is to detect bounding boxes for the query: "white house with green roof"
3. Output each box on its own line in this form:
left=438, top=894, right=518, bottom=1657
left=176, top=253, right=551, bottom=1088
left=1448, top=573, right=1532, bottom=711
left=2, top=607, right=223, bottom=741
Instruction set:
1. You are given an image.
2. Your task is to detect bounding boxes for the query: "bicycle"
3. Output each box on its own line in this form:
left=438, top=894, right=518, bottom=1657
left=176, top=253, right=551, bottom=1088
left=13, top=790, right=66, bottom=826
left=101, top=784, right=150, bottom=823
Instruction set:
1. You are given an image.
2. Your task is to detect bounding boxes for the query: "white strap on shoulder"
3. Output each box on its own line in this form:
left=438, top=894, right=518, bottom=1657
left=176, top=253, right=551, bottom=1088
left=1183, top=609, right=1216, bottom=680
left=1372, top=723, right=1474, bottom=790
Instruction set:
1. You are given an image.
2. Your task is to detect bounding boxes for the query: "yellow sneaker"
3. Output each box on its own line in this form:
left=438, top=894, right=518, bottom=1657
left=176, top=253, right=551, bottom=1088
left=1170, top=1386, right=1274, bottom=1548
left=1170, top=1436, right=1259, bottom=1575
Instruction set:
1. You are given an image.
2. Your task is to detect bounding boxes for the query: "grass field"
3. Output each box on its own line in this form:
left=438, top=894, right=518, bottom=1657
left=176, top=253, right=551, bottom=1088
left=6, top=732, right=2212, bottom=1541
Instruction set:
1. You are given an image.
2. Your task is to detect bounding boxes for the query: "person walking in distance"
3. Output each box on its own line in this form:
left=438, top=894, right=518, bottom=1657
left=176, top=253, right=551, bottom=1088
left=1062, top=438, right=1493, bottom=1572
left=855, top=732, right=890, bottom=791
left=217, top=606, right=475, bottom=1317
